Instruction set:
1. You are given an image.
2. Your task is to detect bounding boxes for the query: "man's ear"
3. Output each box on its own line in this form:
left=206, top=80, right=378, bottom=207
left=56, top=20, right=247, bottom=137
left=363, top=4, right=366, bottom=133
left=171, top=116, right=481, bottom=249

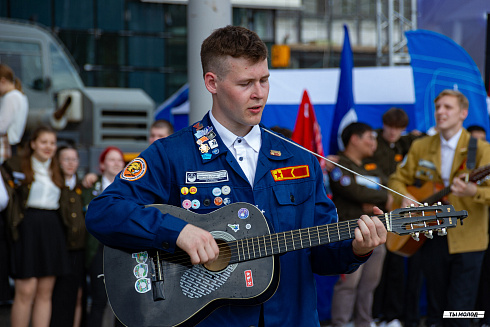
left=204, top=72, right=218, bottom=94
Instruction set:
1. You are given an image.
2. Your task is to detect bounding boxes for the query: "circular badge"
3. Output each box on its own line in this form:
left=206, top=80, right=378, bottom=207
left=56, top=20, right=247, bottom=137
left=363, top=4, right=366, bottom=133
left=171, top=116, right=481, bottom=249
left=212, top=187, right=222, bottom=197
left=330, top=167, right=342, bottom=182
left=238, top=208, right=249, bottom=219
left=223, top=197, right=231, bottom=205
left=133, top=263, right=148, bottom=278
left=246, top=224, right=251, bottom=229
left=121, top=157, right=147, bottom=181
left=135, top=278, right=151, bottom=293
left=214, top=197, right=223, bottom=206
left=182, top=199, right=192, bottom=209
left=203, top=198, right=211, bottom=206
left=191, top=199, right=200, bottom=209
left=221, top=185, right=231, bottom=195
left=181, top=187, right=189, bottom=195
left=189, top=186, right=198, bottom=194
left=340, top=175, right=351, bottom=186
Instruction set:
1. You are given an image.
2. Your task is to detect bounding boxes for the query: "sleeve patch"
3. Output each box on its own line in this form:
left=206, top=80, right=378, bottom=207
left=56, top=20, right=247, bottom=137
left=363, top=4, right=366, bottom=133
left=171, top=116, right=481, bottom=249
left=121, top=157, right=147, bottom=181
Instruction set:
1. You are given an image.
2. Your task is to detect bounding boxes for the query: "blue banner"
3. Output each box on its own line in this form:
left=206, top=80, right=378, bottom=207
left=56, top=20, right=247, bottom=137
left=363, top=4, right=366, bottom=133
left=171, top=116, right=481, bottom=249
left=406, top=29, right=489, bottom=136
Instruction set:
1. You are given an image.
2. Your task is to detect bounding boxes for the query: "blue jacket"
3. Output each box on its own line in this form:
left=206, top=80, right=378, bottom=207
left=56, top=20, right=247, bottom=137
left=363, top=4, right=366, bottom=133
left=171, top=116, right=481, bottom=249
left=86, top=113, right=369, bottom=326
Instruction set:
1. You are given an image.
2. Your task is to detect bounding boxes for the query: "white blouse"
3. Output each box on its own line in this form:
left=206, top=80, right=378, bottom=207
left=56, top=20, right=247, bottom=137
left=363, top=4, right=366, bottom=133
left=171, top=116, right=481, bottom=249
left=26, top=157, right=61, bottom=210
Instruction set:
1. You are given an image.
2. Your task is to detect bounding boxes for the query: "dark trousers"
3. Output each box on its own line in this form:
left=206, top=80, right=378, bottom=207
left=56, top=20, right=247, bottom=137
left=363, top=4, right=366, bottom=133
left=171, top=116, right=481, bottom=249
left=373, top=251, right=405, bottom=321
left=421, top=236, right=484, bottom=327
left=373, top=249, right=424, bottom=326
left=0, top=213, right=12, bottom=302
left=404, top=250, right=424, bottom=327
left=86, top=244, right=108, bottom=327
left=51, top=250, right=85, bottom=327
left=475, top=244, right=490, bottom=324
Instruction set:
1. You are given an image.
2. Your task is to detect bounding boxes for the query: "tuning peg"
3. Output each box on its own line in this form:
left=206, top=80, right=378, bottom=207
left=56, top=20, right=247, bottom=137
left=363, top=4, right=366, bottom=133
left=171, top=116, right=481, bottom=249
left=437, top=201, right=442, bottom=205
left=411, top=232, right=420, bottom=242
left=438, top=228, right=447, bottom=236
left=424, top=230, right=433, bottom=239
left=424, top=202, right=428, bottom=207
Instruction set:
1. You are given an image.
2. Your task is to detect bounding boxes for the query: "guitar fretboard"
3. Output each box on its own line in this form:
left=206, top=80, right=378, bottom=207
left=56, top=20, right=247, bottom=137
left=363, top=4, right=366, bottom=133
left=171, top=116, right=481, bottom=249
left=227, top=218, right=381, bottom=264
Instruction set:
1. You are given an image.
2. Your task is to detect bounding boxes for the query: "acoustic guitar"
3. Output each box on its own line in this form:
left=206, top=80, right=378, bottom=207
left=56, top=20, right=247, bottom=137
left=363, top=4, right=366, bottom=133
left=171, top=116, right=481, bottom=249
left=103, top=202, right=466, bottom=327
left=386, top=164, right=490, bottom=256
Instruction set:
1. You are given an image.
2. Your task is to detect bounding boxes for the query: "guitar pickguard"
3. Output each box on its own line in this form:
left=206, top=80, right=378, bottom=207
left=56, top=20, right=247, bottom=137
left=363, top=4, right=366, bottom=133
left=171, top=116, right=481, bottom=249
left=180, top=265, right=234, bottom=298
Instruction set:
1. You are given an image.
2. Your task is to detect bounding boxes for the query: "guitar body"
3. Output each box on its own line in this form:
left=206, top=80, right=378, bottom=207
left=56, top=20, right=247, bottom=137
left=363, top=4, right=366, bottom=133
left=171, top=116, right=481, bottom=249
left=102, top=201, right=467, bottom=326
left=103, top=203, right=279, bottom=327
left=386, top=182, right=444, bottom=257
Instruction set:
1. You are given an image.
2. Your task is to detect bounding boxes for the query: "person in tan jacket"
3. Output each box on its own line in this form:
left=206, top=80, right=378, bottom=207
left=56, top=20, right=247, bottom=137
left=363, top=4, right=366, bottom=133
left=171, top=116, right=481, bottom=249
left=389, top=89, right=490, bottom=327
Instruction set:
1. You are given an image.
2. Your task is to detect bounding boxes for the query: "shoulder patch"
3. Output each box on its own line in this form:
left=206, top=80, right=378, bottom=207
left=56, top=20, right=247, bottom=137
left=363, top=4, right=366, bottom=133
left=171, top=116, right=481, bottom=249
left=330, top=167, right=342, bottom=182
left=121, top=157, right=147, bottom=181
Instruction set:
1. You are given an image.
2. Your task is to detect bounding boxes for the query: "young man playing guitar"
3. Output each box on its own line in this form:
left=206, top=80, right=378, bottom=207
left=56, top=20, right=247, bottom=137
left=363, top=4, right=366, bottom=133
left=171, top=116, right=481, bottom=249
left=85, top=26, right=387, bottom=327
left=389, top=89, right=490, bottom=327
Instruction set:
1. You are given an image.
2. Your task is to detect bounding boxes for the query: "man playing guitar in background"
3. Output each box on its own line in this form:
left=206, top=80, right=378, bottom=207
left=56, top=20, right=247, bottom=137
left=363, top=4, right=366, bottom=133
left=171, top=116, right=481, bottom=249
left=389, top=89, right=490, bottom=327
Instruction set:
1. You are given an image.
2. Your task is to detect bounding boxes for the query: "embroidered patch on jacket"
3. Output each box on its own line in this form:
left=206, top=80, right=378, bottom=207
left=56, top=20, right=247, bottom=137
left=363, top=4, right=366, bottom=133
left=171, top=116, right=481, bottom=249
left=394, top=154, right=403, bottom=162
left=271, top=165, right=310, bottom=181
left=121, top=157, right=147, bottom=181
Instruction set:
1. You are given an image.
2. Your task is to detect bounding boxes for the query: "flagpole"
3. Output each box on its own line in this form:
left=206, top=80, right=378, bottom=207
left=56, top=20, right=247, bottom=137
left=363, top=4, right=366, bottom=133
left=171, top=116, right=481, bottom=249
left=262, top=127, right=423, bottom=206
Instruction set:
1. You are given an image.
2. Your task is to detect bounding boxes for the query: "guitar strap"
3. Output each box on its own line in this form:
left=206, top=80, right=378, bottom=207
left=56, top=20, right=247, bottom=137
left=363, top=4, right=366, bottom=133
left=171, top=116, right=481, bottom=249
left=467, top=136, right=477, bottom=170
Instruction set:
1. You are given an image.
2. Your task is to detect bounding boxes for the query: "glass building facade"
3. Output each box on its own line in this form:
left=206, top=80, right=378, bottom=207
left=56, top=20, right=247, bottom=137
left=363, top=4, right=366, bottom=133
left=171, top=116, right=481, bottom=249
left=0, top=0, right=401, bottom=105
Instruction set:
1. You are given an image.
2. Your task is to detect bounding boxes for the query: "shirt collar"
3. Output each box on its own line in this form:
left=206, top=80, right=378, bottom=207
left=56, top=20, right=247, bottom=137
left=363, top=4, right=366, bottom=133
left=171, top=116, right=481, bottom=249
left=101, top=175, right=112, bottom=190
left=209, top=110, right=261, bottom=153
left=440, top=128, right=462, bottom=150
left=65, top=174, right=76, bottom=190
left=31, top=156, right=51, bottom=171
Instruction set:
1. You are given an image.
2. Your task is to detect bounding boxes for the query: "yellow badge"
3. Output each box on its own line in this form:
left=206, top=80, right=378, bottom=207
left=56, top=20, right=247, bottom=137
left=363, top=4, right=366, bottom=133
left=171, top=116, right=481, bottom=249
left=271, top=165, right=310, bottom=182
left=189, top=186, right=198, bottom=194
left=364, top=163, right=377, bottom=171
left=181, top=187, right=189, bottom=195
left=270, top=150, right=281, bottom=156
left=394, top=154, right=403, bottom=162
left=120, top=157, right=147, bottom=181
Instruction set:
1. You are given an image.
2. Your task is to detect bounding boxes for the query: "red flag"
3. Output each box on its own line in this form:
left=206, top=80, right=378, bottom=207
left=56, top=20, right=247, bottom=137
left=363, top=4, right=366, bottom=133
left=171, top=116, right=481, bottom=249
left=292, top=90, right=326, bottom=170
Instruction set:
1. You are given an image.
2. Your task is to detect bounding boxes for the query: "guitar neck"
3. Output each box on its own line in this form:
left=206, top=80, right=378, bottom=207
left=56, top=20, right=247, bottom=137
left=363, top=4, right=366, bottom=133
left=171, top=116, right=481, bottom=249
left=422, top=186, right=451, bottom=205
left=419, top=164, right=490, bottom=205
left=227, top=218, right=383, bottom=264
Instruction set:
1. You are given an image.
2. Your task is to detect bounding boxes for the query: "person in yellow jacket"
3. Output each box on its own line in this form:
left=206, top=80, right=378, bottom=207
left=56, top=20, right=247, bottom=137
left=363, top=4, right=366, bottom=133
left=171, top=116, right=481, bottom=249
left=389, top=89, right=490, bottom=327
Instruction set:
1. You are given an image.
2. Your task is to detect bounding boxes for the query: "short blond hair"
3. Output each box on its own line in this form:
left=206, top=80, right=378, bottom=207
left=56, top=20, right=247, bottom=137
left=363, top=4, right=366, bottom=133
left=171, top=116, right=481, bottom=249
left=435, top=89, right=469, bottom=110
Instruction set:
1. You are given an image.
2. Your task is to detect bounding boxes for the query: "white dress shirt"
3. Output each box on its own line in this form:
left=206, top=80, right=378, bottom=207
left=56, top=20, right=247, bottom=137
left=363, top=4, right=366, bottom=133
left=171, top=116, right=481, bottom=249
left=209, top=111, right=261, bottom=187
left=440, top=128, right=462, bottom=187
left=0, top=89, right=29, bottom=145
left=26, top=157, right=61, bottom=209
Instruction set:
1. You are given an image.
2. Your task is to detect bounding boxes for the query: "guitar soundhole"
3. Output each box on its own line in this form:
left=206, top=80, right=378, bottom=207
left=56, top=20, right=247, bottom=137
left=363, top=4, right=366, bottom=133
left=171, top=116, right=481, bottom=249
left=204, top=239, right=231, bottom=272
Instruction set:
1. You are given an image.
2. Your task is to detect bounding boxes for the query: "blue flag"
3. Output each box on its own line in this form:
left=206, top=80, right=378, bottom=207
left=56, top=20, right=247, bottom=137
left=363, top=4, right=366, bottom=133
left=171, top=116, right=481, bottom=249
left=406, top=29, right=489, bottom=136
left=329, top=25, right=357, bottom=155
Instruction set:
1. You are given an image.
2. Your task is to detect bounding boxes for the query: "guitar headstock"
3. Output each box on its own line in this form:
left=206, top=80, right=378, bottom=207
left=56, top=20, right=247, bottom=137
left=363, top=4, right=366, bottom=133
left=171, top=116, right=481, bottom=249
left=387, top=204, right=468, bottom=239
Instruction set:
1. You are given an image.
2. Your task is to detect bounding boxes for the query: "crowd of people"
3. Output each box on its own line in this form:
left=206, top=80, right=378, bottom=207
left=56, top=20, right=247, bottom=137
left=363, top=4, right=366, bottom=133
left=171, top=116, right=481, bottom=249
left=1, top=25, right=490, bottom=327
left=0, top=115, right=173, bottom=327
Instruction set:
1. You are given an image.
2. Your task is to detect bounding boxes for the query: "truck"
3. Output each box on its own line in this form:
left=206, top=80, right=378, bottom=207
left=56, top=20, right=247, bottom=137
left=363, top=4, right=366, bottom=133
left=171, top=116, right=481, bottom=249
left=0, top=18, right=154, bottom=172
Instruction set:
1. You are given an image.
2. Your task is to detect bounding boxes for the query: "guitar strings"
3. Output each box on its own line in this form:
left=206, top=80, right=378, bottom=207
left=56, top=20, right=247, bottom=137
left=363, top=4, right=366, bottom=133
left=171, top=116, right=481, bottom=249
left=154, top=211, right=446, bottom=268
left=145, top=212, right=449, bottom=273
